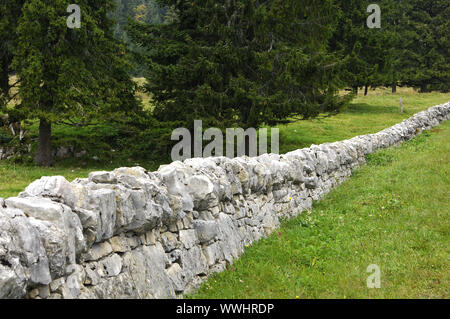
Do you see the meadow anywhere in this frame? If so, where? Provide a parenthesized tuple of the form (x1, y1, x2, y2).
(1, 87, 449, 198)
(1, 87, 448, 299)
(191, 120, 450, 299)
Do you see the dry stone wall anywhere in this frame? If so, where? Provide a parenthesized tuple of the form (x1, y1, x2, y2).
(0, 102, 449, 299)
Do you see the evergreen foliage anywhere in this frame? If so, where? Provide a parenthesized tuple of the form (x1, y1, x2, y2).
(1, 0, 449, 166)
(0, 0, 26, 109)
(5, 0, 139, 166)
(129, 0, 351, 131)
(395, 0, 449, 92)
(329, 1, 394, 95)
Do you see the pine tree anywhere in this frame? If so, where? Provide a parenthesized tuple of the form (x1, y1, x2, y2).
(0, 0, 26, 108)
(330, 0, 394, 95)
(129, 0, 349, 134)
(397, 0, 449, 92)
(10, 0, 139, 166)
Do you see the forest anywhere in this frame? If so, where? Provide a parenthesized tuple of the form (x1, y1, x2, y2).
(0, 0, 449, 167)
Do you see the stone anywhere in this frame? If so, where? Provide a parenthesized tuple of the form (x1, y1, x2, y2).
(114, 166, 149, 180)
(38, 285, 50, 299)
(158, 162, 195, 212)
(50, 277, 65, 292)
(168, 249, 182, 264)
(73, 208, 98, 246)
(160, 232, 178, 252)
(304, 176, 318, 189)
(20, 176, 77, 208)
(60, 283, 75, 299)
(187, 175, 217, 210)
(145, 230, 158, 245)
(0, 103, 448, 299)
(121, 244, 175, 298)
(99, 254, 122, 277)
(107, 235, 130, 253)
(89, 171, 117, 184)
(83, 242, 113, 262)
(0, 207, 52, 289)
(126, 236, 141, 249)
(29, 288, 39, 298)
(85, 272, 136, 299)
(180, 246, 208, 278)
(85, 189, 116, 241)
(112, 186, 166, 234)
(203, 242, 224, 266)
(5, 198, 85, 278)
(193, 220, 219, 243)
(177, 219, 185, 231)
(210, 261, 227, 274)
(179, 229, 198, 249)
(0, 264, 26, 298)
(65, 264, 85, 298)
(216, 213, 243, 264)
(166, 263, 189, 293)
(84, 264, 101, 286)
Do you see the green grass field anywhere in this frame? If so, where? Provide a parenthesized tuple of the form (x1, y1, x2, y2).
(279, 87, 450, 153)
(191, 121, 450, 299)
(1, 87, 448, 298)
(1, 88, 448, 198)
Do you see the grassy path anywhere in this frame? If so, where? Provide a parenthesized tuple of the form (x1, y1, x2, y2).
(191, 120, 450, 299)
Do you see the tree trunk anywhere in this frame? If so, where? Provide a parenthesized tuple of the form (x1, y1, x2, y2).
(420, 83, 429, 93)
(0, 59, 9, 94)
(364, 85, 369, 96)
(34, 119, 53, 166)
(392, 83, 397, 93)
(353, 86, 358, 95)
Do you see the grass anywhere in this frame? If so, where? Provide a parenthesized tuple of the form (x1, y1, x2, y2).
(278, 87, 450, 153)
(190, 121, 450, 299)
(134, 77, 155, 111)
(1, 88, 449, 200)
(0, 164, 93, 198)
(1, 86, 448, 298)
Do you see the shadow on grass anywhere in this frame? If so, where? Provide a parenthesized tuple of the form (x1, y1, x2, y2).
(347, 103, 401, 115)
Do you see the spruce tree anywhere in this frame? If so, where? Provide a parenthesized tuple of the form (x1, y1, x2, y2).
(129, 0, 350, 133)
(0, 0, 26, 108)
(397, 0, 449, 92)
(330, 0, 393, 95)
(378, 0, 449, 93)
(10, 0, 139, 166)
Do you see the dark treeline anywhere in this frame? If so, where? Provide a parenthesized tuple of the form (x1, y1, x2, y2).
(0, 0, 449, 166)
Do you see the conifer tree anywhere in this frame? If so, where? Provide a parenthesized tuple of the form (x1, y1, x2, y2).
(0, 0, 26, 108)
(396, 0, 449, 92)
(129, 0, 350, 133)
(360, 0, 449, 93)
(10, 0, 139, 166)
(329, 0, 393, 95)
